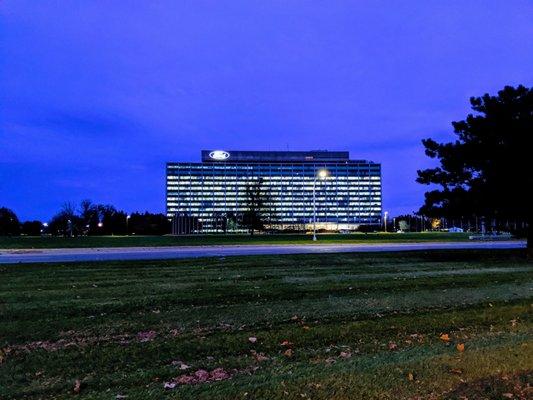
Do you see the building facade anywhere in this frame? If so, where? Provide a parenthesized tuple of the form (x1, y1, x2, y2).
(166, 150, 382, 233)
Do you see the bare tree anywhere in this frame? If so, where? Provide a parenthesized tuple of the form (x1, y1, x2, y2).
(241, 178, 273, 235)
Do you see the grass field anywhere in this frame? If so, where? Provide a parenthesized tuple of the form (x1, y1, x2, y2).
(0, 232, 473, 249)
(1, 250, 532, 399)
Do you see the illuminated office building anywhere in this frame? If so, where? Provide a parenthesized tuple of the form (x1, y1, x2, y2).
(166, 150, 382, 232)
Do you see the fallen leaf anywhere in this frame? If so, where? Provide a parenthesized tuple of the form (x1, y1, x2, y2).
(502, 393, 513, 399)
(73, 379, 82, 394)
(194, 369, 210, 382)
(248, 337, 257, 344)
(439, 333, 451, 342)
(171, 360, 191, 370)
(137, 331, 157, 343)
(175, 375, 195, 385)
(449, 368, 463, 375)
(250, 350, 268, 362)
(302, 325, 310, 331)
(163, 382, 177, 389)
(290, 315, 299, 321)
(339, 351, 352, 359)
(388, 342, 398, 351)
(283, 349, 293, 357)
(280, 340, 293, 347)
(407, 372, 414, 381)
(456, 343, 465, 352)
(210, 368, 230, 381)
(165, 368, 233, 387)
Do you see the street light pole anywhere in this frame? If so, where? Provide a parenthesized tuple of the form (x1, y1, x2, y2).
(312, 169, 328, 241)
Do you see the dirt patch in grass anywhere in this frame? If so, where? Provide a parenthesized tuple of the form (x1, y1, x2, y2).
(441, 370, 532, 399)
(2, 328, 183, 357)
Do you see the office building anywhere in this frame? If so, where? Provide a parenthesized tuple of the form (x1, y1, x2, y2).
(166, 150, 381, 233)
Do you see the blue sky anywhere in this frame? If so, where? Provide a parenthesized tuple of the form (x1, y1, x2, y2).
(1, 1, 532, 221)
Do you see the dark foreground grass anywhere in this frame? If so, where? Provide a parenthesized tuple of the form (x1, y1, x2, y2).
(0, 232, 473, 249)
(0, 250, 531, 399)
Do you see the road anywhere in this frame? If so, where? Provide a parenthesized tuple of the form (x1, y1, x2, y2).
(0, 240, 525, 264)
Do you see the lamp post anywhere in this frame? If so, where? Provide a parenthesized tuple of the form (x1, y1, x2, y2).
(313, 169, 329, 241)
(384, 211, 389, 232)
(126, 214, 131, 235)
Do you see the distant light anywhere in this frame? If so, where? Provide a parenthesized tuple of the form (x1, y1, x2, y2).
(98, 222, 103, 228)
(43, 222, 49, 227)
(317, 169, 329, 179)
(127, 215, 131, 219)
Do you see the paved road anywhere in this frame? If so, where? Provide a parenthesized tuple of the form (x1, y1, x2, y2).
(0, 240, 525, 264)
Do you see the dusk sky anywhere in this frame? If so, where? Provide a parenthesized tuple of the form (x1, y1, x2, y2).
(1, 1, 532, 221)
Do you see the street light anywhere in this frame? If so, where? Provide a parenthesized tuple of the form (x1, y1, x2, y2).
(126, 214, 131, 235)
(313, 168, 329, 241)
(383, 211, 389, 232)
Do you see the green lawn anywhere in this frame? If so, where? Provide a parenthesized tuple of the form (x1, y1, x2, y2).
(0, 232, 473, 249)
(1, 250, 531, 399)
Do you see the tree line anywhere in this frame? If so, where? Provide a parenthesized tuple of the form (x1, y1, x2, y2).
(0, 201, 170, 236)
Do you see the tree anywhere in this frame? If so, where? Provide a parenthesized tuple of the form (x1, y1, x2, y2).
(0, 207, 20, 235)
(48, 202, 83, 237)
(225, 212, 239, 233)
(241, 178, 272, 235)
(79, 199, 100, 234)
(98, 205, 128, 235)
(417, 85, 532, 258)
(128, 212, 170, 235)
(21, 221, 43, 236)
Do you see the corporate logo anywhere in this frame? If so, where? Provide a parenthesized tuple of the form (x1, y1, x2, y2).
(209, 150, 230, 160)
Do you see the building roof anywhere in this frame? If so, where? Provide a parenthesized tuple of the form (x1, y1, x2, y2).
(199, 150, 375, 164)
